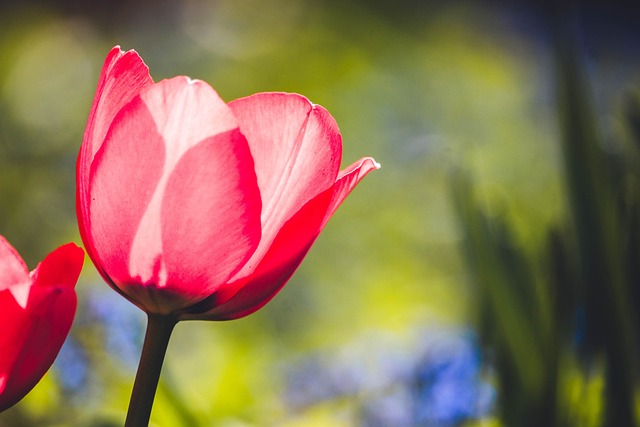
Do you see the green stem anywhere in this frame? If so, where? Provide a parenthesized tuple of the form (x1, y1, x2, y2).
(125, 313, 177, 427)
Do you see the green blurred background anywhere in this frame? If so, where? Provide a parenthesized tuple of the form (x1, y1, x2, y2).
(1, 0, 640, 426)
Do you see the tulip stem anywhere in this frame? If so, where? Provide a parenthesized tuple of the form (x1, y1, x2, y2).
(125, 313, 177, 427)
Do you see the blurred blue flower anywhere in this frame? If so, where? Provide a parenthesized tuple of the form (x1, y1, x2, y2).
(54, 335, 88, 393)
(410, 331, 494, 426)
(284, 327, 494, 426)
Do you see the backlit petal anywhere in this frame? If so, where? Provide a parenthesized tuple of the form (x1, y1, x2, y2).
(78, 46, 153, 280)
(127, 78, 243, 299)
(0, 290, 30, 399)
(158, 129, 261, 310)
(0, 285, 76, 411)
(181, 157, 379, 320)
(81, 46, 153, 166)
(32, 243, 84, 290)
(229, 93, 342, 277)
(88, 95, 165, 290)
(321, 157, 380, 228)
(181, 187, 332, 320)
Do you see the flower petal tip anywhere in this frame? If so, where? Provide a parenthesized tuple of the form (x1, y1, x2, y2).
(357, 157, 381, 176)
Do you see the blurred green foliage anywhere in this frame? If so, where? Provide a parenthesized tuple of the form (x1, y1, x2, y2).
(0, 0, 638, 426)
(455, 6, 640, 427)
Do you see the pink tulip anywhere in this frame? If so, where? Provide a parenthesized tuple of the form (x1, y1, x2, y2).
(0, 236, 84, 411)
(77, 46, 379, 320)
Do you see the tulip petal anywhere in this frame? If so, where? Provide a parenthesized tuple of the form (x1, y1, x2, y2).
(32, 243, 85, 290)
(0, 238, 32, 399)
(0, 234, 30, 400)
(81, 46, 153, 165)
(158, 128, 262, 305)
(78, 46, 153, 281)
(0, 286, 76, 411)
(139, 77, 239, 163)
(88, 95, 166, 291)
(321, 157, 380, 228)
(0, 289, 32, 406)
(228, 93, 342, 276)
(182, 156, 379, 320)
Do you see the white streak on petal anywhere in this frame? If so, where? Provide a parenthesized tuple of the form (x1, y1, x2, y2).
(9, 281, 31, 309)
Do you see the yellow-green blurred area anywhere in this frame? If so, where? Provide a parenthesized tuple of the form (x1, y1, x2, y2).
(2, 0, 640, 426)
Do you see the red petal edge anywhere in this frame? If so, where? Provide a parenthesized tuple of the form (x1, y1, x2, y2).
(77, 46, 153, 286)
(32, 243, 84, 290)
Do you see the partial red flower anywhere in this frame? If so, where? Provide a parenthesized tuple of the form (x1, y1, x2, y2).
(77, 46, 379, 320)
(0, 236, 84, 411)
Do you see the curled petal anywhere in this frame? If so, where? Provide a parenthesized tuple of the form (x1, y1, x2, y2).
(322, 157, 380, 228)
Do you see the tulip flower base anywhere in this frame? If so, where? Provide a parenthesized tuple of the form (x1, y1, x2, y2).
(125, 314, 176, 427)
